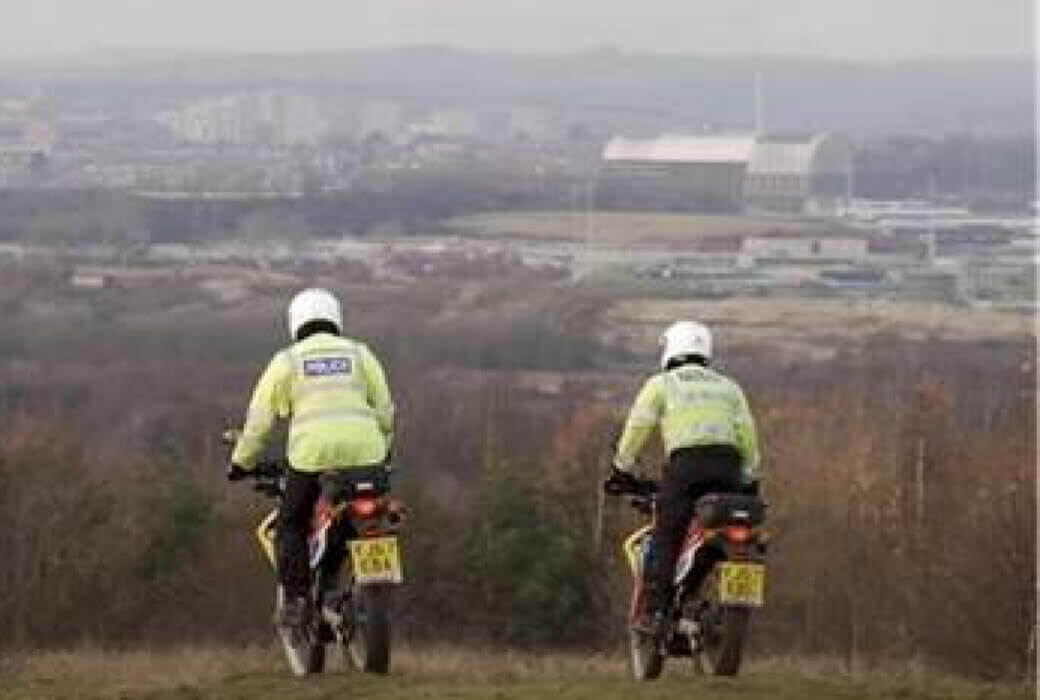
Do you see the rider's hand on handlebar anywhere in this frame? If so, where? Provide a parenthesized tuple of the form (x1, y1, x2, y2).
(603, 467, 639, 496)
(226, 462, 249, 482)
(740, 478, 761, 497)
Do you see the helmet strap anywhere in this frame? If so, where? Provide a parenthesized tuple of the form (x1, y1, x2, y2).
(295, 319, 341, 342)
(665, 354, 709, 370)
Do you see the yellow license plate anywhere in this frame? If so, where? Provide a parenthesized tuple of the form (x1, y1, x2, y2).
(349, 536, 403, 585)
(718, 562, 765, 607)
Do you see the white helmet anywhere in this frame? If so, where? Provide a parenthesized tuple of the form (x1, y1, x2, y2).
(287, 288, 343, 341)
(659, 320, 712, 369)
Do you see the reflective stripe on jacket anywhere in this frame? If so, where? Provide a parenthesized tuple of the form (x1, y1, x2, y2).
(614, 364, 760, 480)
(232, 333, 394, 472)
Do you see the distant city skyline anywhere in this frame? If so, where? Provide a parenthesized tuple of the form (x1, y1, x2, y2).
(0, 0, 1032, 61)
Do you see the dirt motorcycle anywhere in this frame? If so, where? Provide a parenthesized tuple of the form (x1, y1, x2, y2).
(607, 476, 767, 679)
(224, 432, 406, 677)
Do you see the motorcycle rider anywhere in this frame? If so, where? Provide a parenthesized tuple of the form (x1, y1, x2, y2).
(605, 320, 760, 634)
(228, 287, 394, 635)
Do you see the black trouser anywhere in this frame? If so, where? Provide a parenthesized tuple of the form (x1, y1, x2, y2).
(648, 445, 743, 615)
(278, 470, 323, 600)
(277, 467, 381, 600)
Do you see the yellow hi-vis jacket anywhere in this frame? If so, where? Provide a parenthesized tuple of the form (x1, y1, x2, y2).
(614, 364, 760, 480)
(231, 332, 394, 473)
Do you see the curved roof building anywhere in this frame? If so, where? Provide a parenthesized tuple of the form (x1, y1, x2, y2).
(601, 131, 853, 214)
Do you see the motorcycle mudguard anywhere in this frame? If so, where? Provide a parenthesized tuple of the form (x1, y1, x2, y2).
(622, 524, 654, 577)
(623, 525, 653, 623)
(255, 506, 343, 573)
(625, 523, 703, 583)
(256, 509, 278, 568)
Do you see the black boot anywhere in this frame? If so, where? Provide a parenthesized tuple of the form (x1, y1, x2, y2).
(275, 593, 311, 646)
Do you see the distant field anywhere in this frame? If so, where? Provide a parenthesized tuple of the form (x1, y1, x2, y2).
(443, 210, 834, 246)
(0, 648, 1032, 700)
(602, 297, 1036, 362)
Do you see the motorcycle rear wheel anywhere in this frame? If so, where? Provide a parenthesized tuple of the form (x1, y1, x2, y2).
(345, 584, 391, 674)
(700, 605, 750, 676)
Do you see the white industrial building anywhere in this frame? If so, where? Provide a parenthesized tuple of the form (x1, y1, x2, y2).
(601, 132, 854, 215)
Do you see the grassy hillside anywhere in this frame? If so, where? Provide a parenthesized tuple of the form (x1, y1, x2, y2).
(0, 648, 1032, 700)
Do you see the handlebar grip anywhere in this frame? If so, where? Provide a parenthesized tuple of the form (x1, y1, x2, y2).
(221, 428, 242, 447)
(252, 461, 286, 477)
(636, 480, 659, 497)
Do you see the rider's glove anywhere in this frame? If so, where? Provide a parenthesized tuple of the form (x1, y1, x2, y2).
(226, 462, 249, 482)
(603, 467, 639, 496)
(740, 478, 761, 497)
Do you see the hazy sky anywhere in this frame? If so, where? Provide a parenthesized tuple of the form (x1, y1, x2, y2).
(0, 0, 1033, 60)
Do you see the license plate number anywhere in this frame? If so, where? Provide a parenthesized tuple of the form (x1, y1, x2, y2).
(349, 536, 403, 585)
(718, 562, 765, 607)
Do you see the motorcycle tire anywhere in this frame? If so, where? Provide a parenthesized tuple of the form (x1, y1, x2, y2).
(345, 583, 391, 674)
(702, 605, 749, 676)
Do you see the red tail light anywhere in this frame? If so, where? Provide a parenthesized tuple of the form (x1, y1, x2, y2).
(351, 498, 382, 519)
(726, 525, 752, 543)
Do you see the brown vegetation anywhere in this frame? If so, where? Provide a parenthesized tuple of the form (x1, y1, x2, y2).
(0, 267, 1032, 681)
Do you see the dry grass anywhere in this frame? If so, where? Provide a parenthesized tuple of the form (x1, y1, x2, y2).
(392, 645, 626, 680)
(1, 646, 1033, 699)
(3, 646, 279, 696)
(1, 645, 627, 689)
(603, 297, 1034, 361)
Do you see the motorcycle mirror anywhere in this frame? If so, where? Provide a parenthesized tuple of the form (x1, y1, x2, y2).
(222, 428, 242, 446)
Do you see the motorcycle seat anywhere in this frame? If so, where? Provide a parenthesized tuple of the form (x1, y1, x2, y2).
(694, 492, 766, 528)
(318, 466, 391, 502)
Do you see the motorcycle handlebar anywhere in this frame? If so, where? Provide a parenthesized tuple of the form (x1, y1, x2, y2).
(603, 469, 658, 514)
(608, 477, 658, 499)
(222, 428, 396, 500)
(231, 461, 286, 498)
(251, 460, 286, 478)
